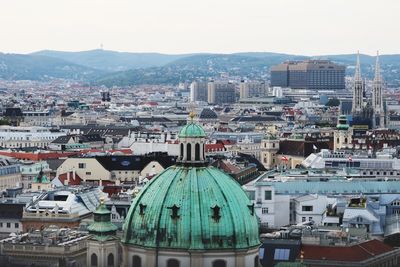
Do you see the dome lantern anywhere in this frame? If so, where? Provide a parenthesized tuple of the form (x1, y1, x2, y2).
(177, 113, 207, 165)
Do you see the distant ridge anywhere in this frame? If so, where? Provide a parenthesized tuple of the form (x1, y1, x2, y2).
(0, 50, 398, 87)
(0, 52, 102, 81)
(31, 49, 193, 71)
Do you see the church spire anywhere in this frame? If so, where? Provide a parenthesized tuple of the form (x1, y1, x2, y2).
(354, 51, 362, 81)
(352, 51, 364, 114)
(372, 50, 385, 128)
(374, 51, 382, 82)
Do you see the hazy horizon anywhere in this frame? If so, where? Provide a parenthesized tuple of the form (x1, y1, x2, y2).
(1, 48, 398, 57)
(1, 0, 399, 56)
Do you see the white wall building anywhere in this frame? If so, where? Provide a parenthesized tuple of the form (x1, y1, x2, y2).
(0, 126, 66, 149)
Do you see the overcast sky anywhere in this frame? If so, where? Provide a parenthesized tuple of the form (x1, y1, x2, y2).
(0, 0, 398, 55)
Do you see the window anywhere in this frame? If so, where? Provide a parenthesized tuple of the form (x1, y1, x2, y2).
(213, 260, 226, 267)
(274, 248, 290, 260)
(309, 217, 313, 221)
(107, 253, 114, 267)
(356, 217, 363, 222)
(0, 222, 2, 227)
(167, 259, 180, 267)
(86, 172, 91, 175)
(6, 223, 10, 228)
(247, 191, 255, 200)
(187, 143, 191, 161)
(91, 253, 98, 267)
(132, 255, 141, 267)
(392, 201, 400, 206)
(302, 206, 313, 212)
(195, 143, 200, 161)
(302, 217, 306, 222)
(78, 163, 86, 169)
(180, 143, 184, 160)
(264, 190, 272, 200)
(262, 208, 269, 214)
(15, 223, 19, 228)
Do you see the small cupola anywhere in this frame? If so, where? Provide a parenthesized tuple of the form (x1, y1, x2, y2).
(177, 112, 207, 165)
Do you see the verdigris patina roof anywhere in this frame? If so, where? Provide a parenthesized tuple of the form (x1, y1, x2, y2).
(88, 200, 118, 241)
(122, 165, 260, 250)
(178, 122, 206, 138)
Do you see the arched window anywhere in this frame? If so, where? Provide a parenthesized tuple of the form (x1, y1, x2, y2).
(254, 256, 259, 267)
(195, 143, 200, 161)
(167, 258, 180, 267)
(180, 143, 184, 160)
(91, 253, 98, 267)
(132, 255, 141, 267)
(213, 260, 226, 267)
(187, 143, 192, 161)
(107, 253, 114, 267)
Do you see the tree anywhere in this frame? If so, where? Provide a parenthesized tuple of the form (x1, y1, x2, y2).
(325, 98, 340, 107)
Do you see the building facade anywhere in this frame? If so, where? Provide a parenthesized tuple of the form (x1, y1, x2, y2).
(270, 60, 345, 90)
(207, 81, 236, 104)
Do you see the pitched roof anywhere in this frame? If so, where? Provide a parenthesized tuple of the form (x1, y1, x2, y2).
(52, 135, 74, 144)
(95, 153, 177, 171)
(301, 239, 393, 262)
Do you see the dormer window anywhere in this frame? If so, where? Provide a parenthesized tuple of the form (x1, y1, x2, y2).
(211, 205, 221, 222)
(139, 203, 147, 215)
(168, 204, 180, 219)
(392, 200, 400, 206)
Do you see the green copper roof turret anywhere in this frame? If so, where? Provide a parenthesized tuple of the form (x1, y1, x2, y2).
(33, 169, 49, 184)
(88, 199, 118, 241)
(337, 115, 350, 130)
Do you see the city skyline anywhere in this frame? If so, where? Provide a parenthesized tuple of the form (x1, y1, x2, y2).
(0, 0, 399, 55)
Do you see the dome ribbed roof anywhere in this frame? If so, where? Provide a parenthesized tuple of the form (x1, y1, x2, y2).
(122, 166, 260, 250)
(178, 122, 206, 138)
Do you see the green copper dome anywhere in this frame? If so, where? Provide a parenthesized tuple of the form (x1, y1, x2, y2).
(122, 166, 260, 250)
(178, 122, 206, 138)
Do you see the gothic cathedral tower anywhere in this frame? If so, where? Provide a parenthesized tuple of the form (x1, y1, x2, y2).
(352, 52, 364, 115)
(372, 51, 385, 128)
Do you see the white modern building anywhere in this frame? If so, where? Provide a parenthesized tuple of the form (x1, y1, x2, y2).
(0, 126, 66, 149)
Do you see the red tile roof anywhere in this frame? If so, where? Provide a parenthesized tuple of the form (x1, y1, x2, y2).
(300, 239, 393, 262)
(0, 151, 78, 161)
(57, 172, 82, 186)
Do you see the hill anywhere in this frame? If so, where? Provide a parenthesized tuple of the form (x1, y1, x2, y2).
(32, 49, 191, 71)
(0, 53, 103, 81)
(1, 50, 399, 87)
(95, 53, 400, 87)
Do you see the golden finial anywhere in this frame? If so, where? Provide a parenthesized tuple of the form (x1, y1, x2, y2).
(189, 111, 195, 120)
(188, 101, 196, 121)
(100, 196, 105, 205)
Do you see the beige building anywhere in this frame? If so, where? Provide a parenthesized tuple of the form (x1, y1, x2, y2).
(56, 155, 175, 186)
(261, 134, 280, 170)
